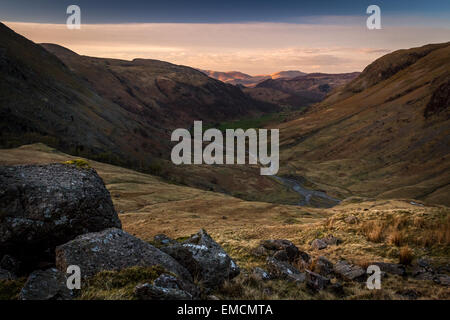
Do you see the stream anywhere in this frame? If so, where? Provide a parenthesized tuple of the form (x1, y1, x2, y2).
(273, 176, 341, 208)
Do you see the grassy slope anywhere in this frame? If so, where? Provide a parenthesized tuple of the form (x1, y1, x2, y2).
(277, 43, 450, 205)
(1, 144, 448, 299)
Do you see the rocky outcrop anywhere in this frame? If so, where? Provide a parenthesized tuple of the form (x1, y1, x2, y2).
(255, 239, 310, 265)
(310, 235, 341, 250)
(55, 228, 191, 281)
(134, 273, 200, 300)
(0, 268, 15, 280)
(311, 239, 328, 250)
(19, 268, 72, 300)
(160, 229, 239, 289)
(313, 256, 334, 277)
(135, 283, 192, 300)
(333, 260, 365, 282)
(371, 262, 406, 276)
(305, 270, 331, 291)
(266, 257, 305, 283)
(252, 267, 271, 281)
(0, 164, 121, 269)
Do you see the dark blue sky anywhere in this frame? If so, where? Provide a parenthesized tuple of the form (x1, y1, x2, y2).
(1, 0, 449, 23)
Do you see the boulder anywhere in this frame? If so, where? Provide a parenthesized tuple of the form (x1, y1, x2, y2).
(153, 234, 176, 246)
(305, 270, 331, 291)
(19, 268, 72, 300)
(371, 262, 406, 276)
(162, 229, 239, 289)
(417, 258, 431, 269)
(153, 273, 200, 298)
(0, 164, 121, 268)
(260, 239, 301, 263)
(313, 256, 334, 277)
(160, 244, 202, 278)
(266, 257, 305, 283)
(434, 274, 450, 286)
(0, 255, 21, 275)
(411, 262, 434, 280)
(252, 245, 269, 257)
(322, 235, 342, 246)
(135, 283, 192, 300)
(273, 250, 289, 262)
(0, 268, 15, 280)
(333, 260, 365, 282)
(55, 228, 191, 281)
(311, 239, 327, 250)
(252, 267, 271, 281)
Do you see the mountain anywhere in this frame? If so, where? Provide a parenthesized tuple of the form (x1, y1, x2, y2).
(278, 42, 450, 205)
(270, 70, 306, 79)
(0, 22, 277, 170)
(200, 69, 306, 87)
(244, 72, 360, 108)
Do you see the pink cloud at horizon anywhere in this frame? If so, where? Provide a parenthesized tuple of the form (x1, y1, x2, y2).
(4, 21, 449, 74)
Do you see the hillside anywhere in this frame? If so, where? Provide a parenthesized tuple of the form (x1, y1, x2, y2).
(245, 72, 360, 108)
(277, 43, 450, 206)
(0, 22, 277, 170)
(200, 69, 306, 87)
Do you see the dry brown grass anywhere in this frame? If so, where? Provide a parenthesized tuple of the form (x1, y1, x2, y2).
(362, 221, 385, 242)
(399, 246, 414, 265)
(389, 230, 405, 247)
(1, 144, 449, 300)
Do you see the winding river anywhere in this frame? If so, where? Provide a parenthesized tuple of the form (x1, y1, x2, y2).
(273, 175, 341, 207)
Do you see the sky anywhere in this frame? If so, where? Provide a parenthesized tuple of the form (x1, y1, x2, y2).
(1, 1, 449, 74)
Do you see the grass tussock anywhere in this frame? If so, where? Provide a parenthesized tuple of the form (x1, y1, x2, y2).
(359, 209, 450, 249)
(399, 246, 414, 265)
(362, 221, 384, 243)
(62, 158, 91, 169)
(77, 266, 167, 300)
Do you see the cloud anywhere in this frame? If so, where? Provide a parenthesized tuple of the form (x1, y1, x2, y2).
(4, 21, 449, 74)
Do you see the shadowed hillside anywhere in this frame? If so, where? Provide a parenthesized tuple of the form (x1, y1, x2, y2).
(0, 22, 277, 171)
(245, 72, 360, 108)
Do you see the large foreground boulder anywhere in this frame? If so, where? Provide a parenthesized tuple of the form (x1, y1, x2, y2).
(160, 229, 240, 289)
(55, 228, 191, 281)
(0, 164, 121, 268)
